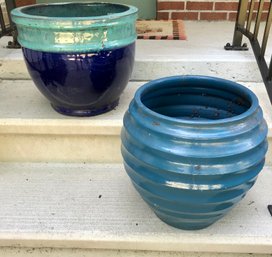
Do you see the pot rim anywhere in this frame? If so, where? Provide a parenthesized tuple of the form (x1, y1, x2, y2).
(11, 2, 138, 22)
(134, 75, 259, 125)
(11, 2, 137, 52)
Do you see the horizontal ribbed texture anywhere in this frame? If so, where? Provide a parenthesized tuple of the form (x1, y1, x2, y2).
(121, 76, 268, 230)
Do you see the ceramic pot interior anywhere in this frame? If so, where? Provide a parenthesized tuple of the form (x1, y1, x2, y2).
(141, 79, 252, 121)
(21, 3, 129, 18)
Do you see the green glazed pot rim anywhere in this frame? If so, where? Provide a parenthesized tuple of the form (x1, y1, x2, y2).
(11, 2, 138, 22)
(11, 2, 137, 52)
(134, 75, 259, 126)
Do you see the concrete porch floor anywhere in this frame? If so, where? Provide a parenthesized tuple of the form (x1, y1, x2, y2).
(0, 21, 266, 82)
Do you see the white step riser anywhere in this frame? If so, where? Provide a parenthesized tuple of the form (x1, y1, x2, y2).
(0, 134, 121, 163)
(0, 134, 272, 165)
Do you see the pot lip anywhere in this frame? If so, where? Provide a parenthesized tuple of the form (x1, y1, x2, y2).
(134, 75, 259, 125)
(11, 2, 138, 22)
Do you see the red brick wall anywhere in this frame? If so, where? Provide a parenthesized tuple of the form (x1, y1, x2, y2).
(157, 0, 270, 21)
(11, 0, 271, 21)
(16, 0, 36, 7)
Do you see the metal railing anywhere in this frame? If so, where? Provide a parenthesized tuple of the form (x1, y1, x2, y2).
(225, 0, 272, 104)
(0, 0, 20, 48)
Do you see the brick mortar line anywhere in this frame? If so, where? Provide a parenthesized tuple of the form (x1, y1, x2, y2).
(158, 10, 269, 12)
(158, 10, 235, 12)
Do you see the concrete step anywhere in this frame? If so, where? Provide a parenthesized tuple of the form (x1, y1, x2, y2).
(0, 20, 272, 256)
(0, 21, 264, 82)
(0, 249, 270, 257)
(0, 162, 270, 255)
(0, 79, 272, 164)
(0, 249, 271, 257)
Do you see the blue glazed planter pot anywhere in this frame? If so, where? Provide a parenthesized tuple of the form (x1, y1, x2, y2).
(11, 3, 137, 116)
(121, 75, 268, 230)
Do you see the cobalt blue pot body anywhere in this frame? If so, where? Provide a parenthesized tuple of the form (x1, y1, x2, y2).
(11, 3, 137, 116)
(22, 44, 135, 116)
(121, 75, 268, 230)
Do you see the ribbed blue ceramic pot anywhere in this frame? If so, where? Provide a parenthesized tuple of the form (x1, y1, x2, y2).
(121, 75, 268, 230)
(11, 2, 137, 116)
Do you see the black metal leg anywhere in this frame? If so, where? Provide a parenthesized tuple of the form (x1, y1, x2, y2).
(226, 0, 272, 105)
(225, 0, 249, 51)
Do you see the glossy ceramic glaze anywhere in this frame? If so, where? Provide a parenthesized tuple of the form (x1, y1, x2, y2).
(11, 2, 138, 52)
(11, 3, 137, 116)
(121, 76, 268, 230)
(22, 43, 135, 116)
